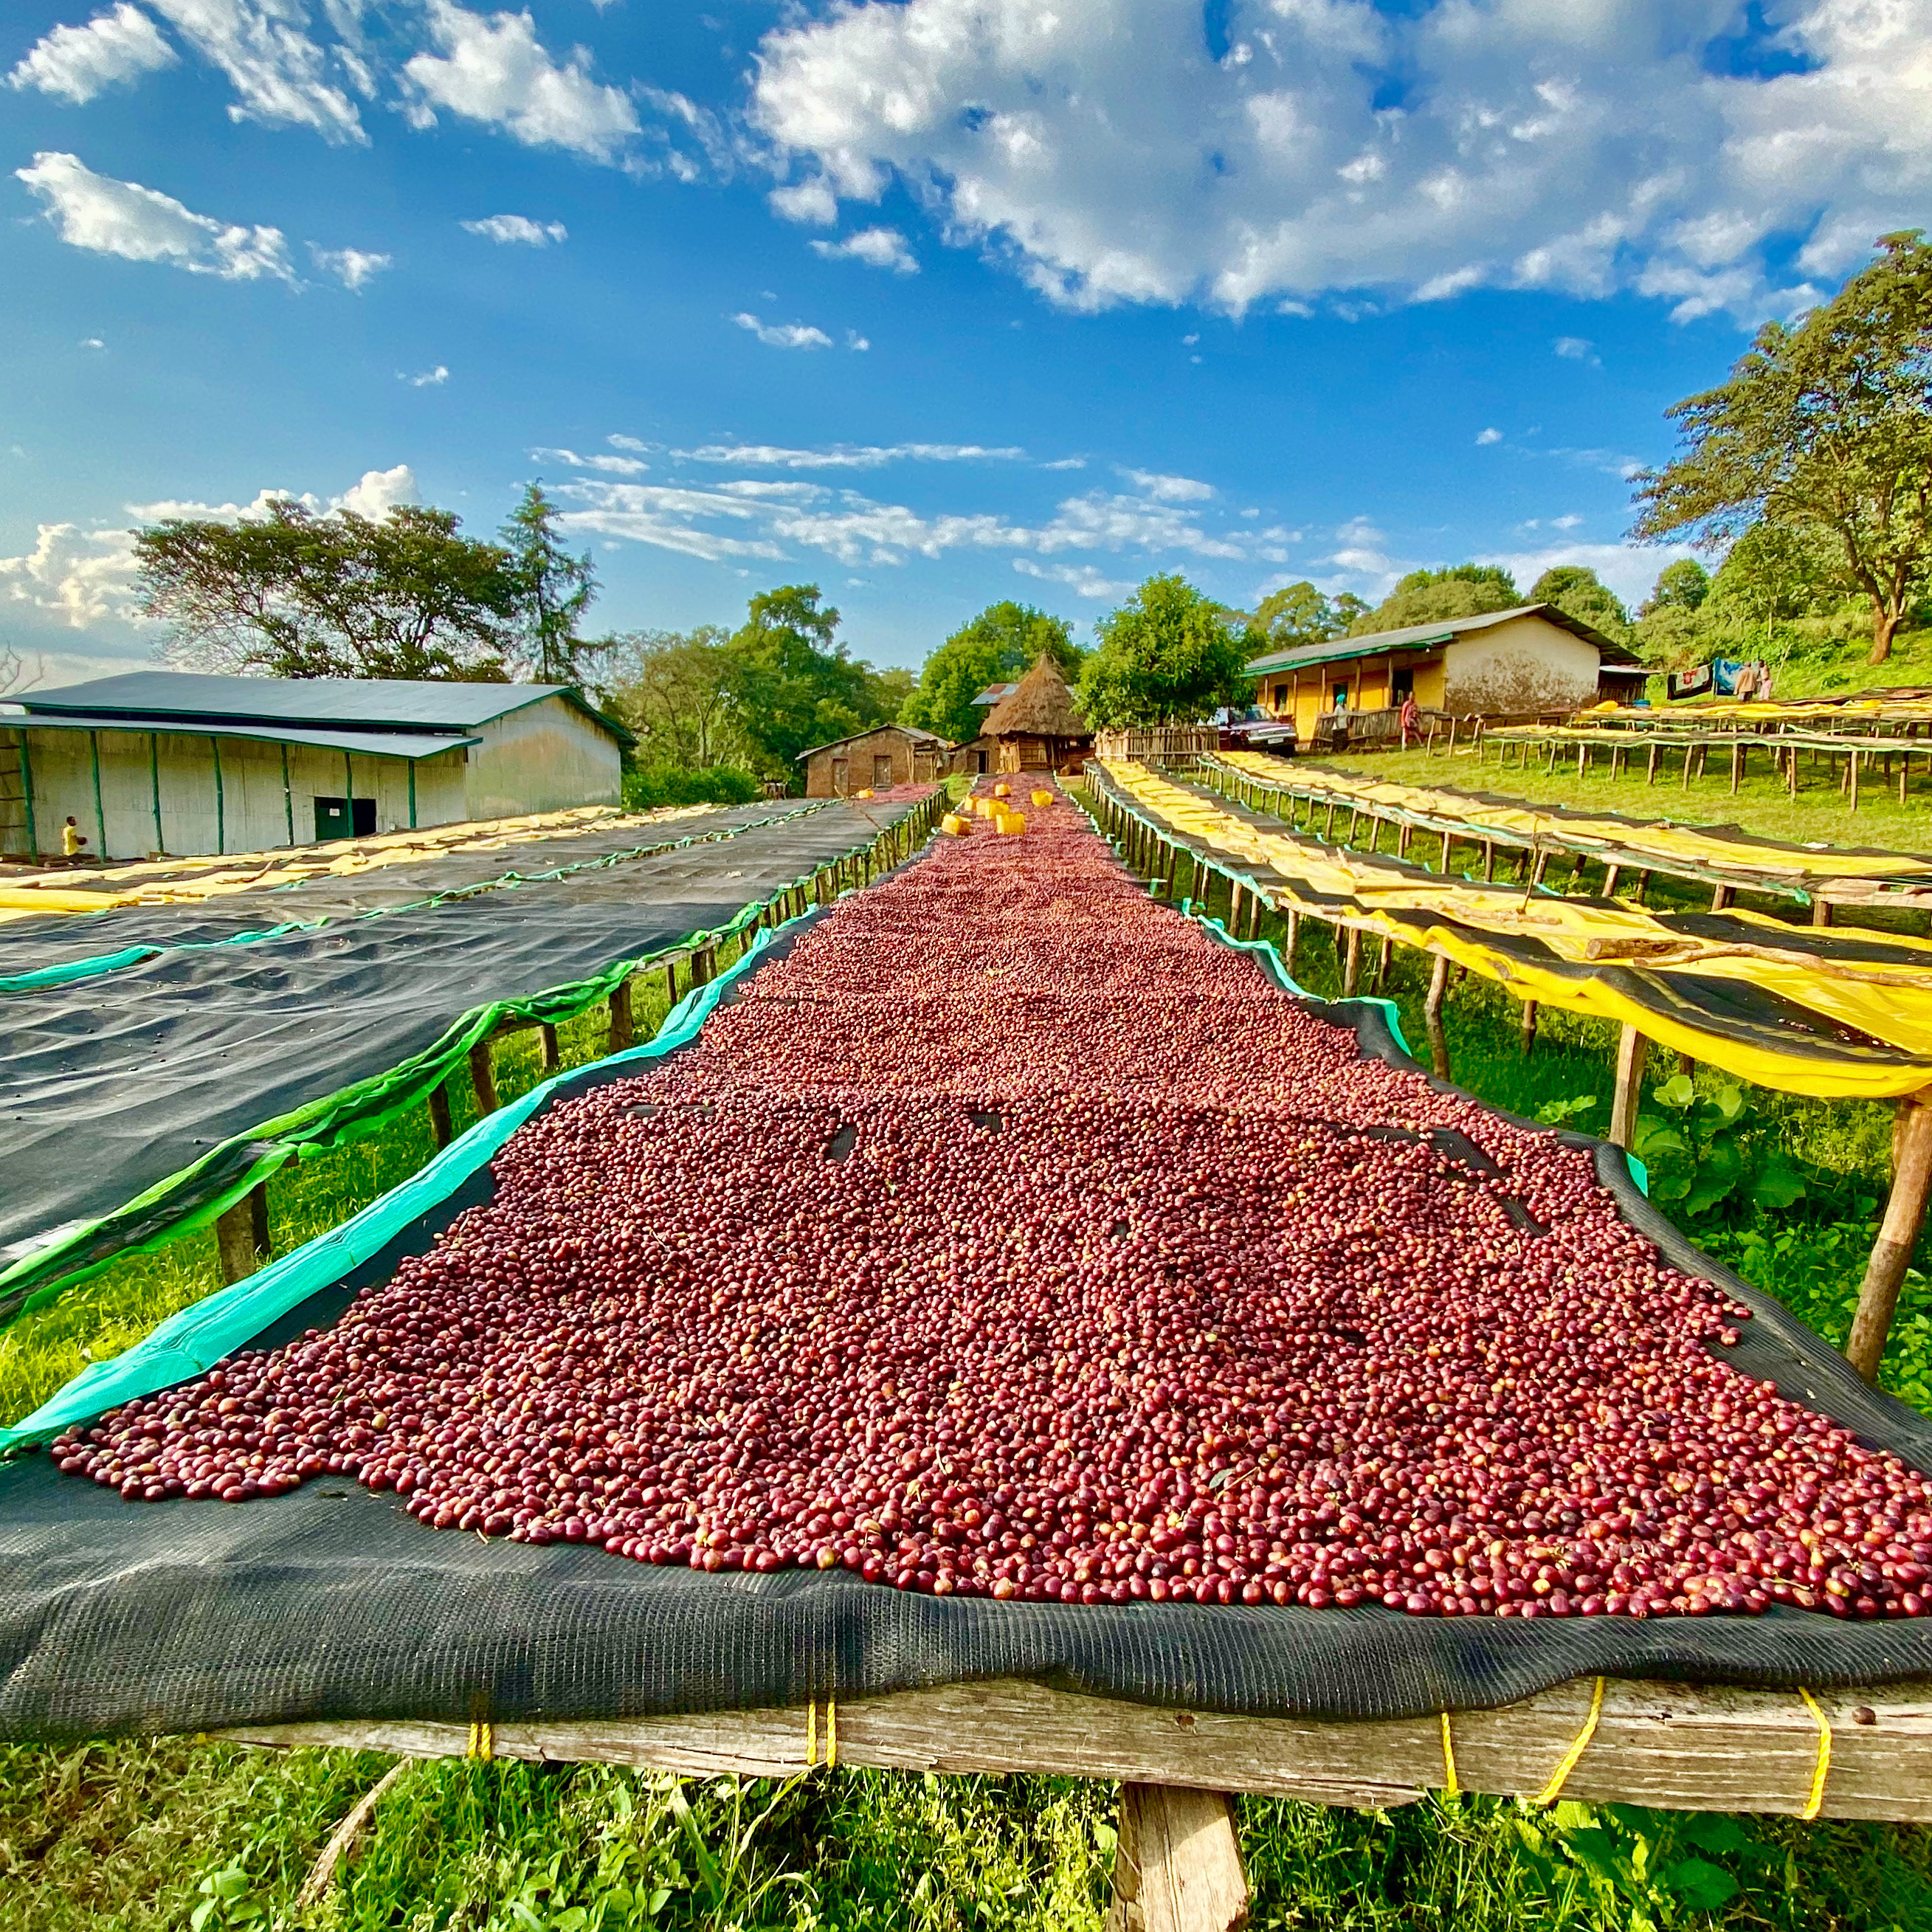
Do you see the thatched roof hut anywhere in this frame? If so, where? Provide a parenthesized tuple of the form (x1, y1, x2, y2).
(981, 655, 1090, 772)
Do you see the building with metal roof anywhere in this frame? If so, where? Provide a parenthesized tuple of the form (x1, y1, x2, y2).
(1244, 603, 1649, 748)
(1, 673, 635, 863)
(796, 723, 951, 797)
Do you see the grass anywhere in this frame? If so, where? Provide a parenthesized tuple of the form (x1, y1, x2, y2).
(1314, 742, 1932, 858)
(4, 798, 1932, 1931)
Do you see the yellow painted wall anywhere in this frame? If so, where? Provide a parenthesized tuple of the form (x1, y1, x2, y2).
(1441, 616, 1601, 714)
(466, 696, 622, 818)
(1412, 658, 1446, 708)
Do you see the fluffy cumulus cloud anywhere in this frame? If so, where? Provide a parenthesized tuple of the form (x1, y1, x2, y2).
(751, 0, 1932, 319)
(15, 151, 297, 282)
(810, 225, 919, 273)
(402, 1, 640, 162)
(309, 242, 389, 289)
(147, 0, 368, 142)
(731, 311, 835, 350)
(462, 213, 567, 244)
(7, 4, 178, 104)
(0, 466, 417, 636)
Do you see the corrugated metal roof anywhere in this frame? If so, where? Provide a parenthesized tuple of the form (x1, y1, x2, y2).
(970, 682, 1018, 706)
(1244, 603, 1638, 677)
(1, 711, 480, 761)
(794, 722, 952, 761)
(18, 672, 635, 744)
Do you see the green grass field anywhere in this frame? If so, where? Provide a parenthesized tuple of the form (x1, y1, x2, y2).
(1316, 742, 1932, 859)
(4, 818, 1931, 1932)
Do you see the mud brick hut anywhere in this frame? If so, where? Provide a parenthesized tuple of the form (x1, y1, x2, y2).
(981, 655, 1092, 775)
(797, 724, 951, 797)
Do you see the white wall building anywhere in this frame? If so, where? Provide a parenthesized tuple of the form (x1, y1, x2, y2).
(0, 673, 632, 863)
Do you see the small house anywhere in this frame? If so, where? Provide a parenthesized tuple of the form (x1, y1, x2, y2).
(1244, 604, 1650, 747)
(981, 655, 1091, 773)
(797, 724, 951, 798)
(0, 672, 634, 863)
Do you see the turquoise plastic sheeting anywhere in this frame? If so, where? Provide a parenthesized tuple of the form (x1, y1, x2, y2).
(0, 922, 322, 995)
(0, 922, 786, 1452)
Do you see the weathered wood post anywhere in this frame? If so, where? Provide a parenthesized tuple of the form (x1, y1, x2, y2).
(468, 1038, 499, 1115)
(1105, 1783, 1249, 1932)
(1847, 1089, 1932, 1383)
(540, 1023, 561, 1072)
(428, 1081, 454, 1149)
(1610, 1024, 1646, 1150)
(1519, 999, 1539, 1057)
(1424, 952, 1451, 1079)
(214, 1181, 272, 1285)
(1342, 925, 1362, 996)
(607, 980, 636, 1055)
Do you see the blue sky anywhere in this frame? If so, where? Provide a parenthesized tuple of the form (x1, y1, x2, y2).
(4, 1, 1928, 683)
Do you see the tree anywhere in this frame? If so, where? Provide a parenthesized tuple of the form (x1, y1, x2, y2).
(900, 600, 1078, 745)
(0, 644, 46, 697)
(1347, 565, 1519, 635)
(500, 482, 600, 683)
(1248, 581, 1349, 650)
(1529, 564, 1629, 638)
(1705, 524, 1842, 643)
(728, 584, 892, 778)
(1641, 559, 1711, 615)
(601, 626, 745, 769)
(1078, 573, 1249, 727)
(137, 500, 517, 680)
(1630, 230, 1932, 664)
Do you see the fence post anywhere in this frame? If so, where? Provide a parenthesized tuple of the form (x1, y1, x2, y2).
(1610, 1024, 1646, 1150)
(1847, 1091, 1932, 1383)
(468, 1038, 499, 1114)
(1424, 953, 1451, 1079)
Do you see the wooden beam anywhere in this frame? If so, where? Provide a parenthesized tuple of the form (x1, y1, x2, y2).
(1108, 1784, 1249, 1932)
(218, 1672, 1932, 1821)
(1848, 1089, 1932, 1382)
(1610, 1024, 1646, 1151)
(467, 1039, 499, 1116)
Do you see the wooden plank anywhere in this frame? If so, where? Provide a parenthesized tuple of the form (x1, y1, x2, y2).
(1108, 1784, 1249, 1932)
(1610, 1024, 1646, 1151)
(215, 1673, 1932, 1821)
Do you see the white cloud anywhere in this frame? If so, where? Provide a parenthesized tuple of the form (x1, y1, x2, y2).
(1553, 335, 1595, 361)
(1119, 468, 1214, 503)
(1551, 513, 1584, 531)
(331, 464, 418, 517)
(672, 441, 1027, 469)
(309, 242, 389, 289)
(7, 4, 177, 104)
(845, 328, 871, 351)
(749, 0, 1932, 321)
(462, 213, 567, 244)
(15, 151, 297, 282)
(80, 336, 106, 348)
(402, 1, 639, 162)
(1012, 558, 1134, 599)
(1480, 538, 1694, 609)
(148, 0, 365, 143)
(810, 225, 918, 273)
(533, 445, 649, 475)
(607, 434, 649, 452)
(1474, 427, 1503, 446)
(731, 311, 834, 349)
(399, 365, 449, 386)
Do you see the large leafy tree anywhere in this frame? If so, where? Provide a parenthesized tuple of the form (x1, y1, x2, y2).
(1346, 564, 1519, 635)
(727, 584, 894, 777)
(1630, 230, 1932, 664)
(1641, 559, 1711, 615)
(1246, 581, 1364, 650)
(1529, 564, 1629, 639)
(1078, 573, 1249, 727)
(137, 500, 516, 680)
(601, 626, 745, 769)
(500, 482, 601, 683)
(900, 600, 1079, 744)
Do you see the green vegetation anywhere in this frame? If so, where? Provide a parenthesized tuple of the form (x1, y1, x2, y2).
(621, 765, 765, 811)
(5, 801, 1932, 1930)
(1319, 741, 1932, 857)
(1078, 572, 1251, 725)
(897, 601, 1080, 746)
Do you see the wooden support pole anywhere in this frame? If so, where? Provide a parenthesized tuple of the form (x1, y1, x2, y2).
(1342, 925, 1362, 996)
(1284, 910, 1301, 966)
(1439, 830, 1452, 873)
(1851, 748, 1861, 813)
(1601, 863, 1621, 900)
(1482, 840, 1496, 880)
(607, 980, 636, 1055)
(428, 1081, 453, 1150)
(1812, 897, 1833, 929)
(1847, 1091, 1932, 1383)
(1647, 743, 1660, 785)
(692, 945, 717, 987)
(539, 1023, 561, 1072)
(1424, 952, 1451, 1080)
(215, 1181, 271, 1285)
(1106, 1784, 1250, 1932)
(1610, 1024, 1646, 1151)
(468, 1038, 499, 1115)
(1731, 742, 1743, 794)
(1710, 883, 1734, 911)
(1369, 932, 1391, 994)
(1519, 999, 1539, 1057)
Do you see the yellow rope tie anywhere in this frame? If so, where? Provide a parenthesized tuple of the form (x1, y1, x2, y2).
(467, 1720, 494, 1762)
(1797, 1688, 1832, 1821)
(804, 1698, 818, 1769)
(1533, 1677, 1607, 1807)
(826, 1697, 838, 1771)
(1439, 1711, 1460, 1797)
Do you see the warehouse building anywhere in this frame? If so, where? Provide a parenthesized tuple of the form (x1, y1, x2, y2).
(0, 672, 632, 863)
(1245, 604, 1650, 747)
(798, 724, 951, 797)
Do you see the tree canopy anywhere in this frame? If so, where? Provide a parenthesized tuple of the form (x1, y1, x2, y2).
(727, 584, 901, 776)
(1078, 573, 1249, 727)
(900, 600, 1079, 745)
(601, 625, 744, 770)
(1629, 230, 1932, 663)
(1641, 559, 1711, 615)
(136, 500, 516, 680)
(1247, 582, 1365, 651)
(499, 483, 601, 684)
(1346, 565, 1520, 635)
(1528, 564, 1629, 638)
